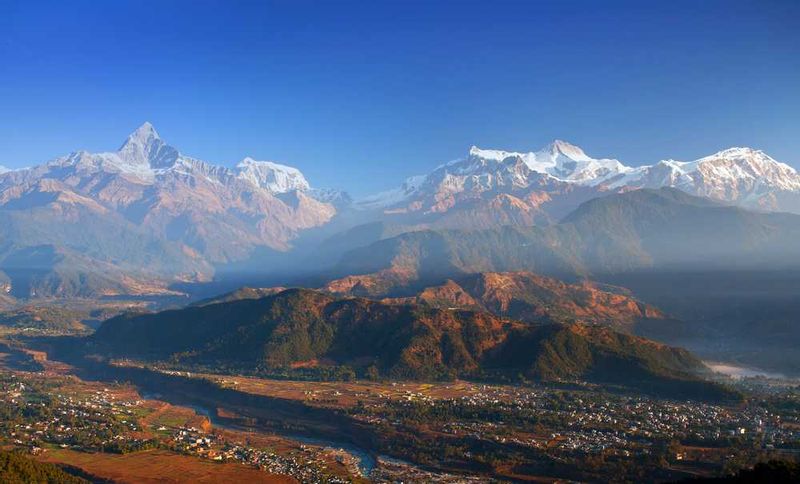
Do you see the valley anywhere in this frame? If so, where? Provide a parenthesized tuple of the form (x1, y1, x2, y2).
(0, 335, 799, 482)
(3, 159, 800, 481)
(4, 3, 800, 482)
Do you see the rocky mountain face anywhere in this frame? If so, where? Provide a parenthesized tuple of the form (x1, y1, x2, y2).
(359, 141, 800, 227)
(199, 271, 664, 329)
(0, 123, 341, 297)
(378, 271, 665, 330)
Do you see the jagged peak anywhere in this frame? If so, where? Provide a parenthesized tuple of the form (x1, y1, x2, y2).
(115, 122, 178, 170)
(468, 146, 535, 163)
(696, 147, 797, 173)
(237, 157, 300, 172)
(469, 145, 509, 158)
(119, 122, 160, 151)
(235, 157, 310, 193)
(701, 146, 765, 159)
(469, 141, 593, 165)
(540, 139, 592, 161)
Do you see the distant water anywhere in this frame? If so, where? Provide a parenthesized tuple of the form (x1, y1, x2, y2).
(140, 392, 376, 476)
(287, 434, 376, 476)
(706, 362, 787, 380)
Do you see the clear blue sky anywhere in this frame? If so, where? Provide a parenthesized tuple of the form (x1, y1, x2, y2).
(1, 0, 798, 196)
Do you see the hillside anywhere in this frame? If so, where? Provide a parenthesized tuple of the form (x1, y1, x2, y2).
(374, 271, 665, 330)
(0, 186, 211, 297)
(0, 305, 90, 333)
(558, 187, 800, 272)
(331, 188, 800, 294)
(192, 271, 666, 330)
(90, 288, 734, 400)
(190, 286, 287, 307)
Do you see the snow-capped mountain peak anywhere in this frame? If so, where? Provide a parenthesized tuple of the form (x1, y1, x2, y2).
(698, 147, 796, 172)
(468, 145, 528, 161)
(359, 141, 800, 214)
(120, 121, 161, 149)
(115, 122, 179, 170)
(463, 145, 535, 170)
(689, 146, 800, 193)
(235, 157, 311, 193)
(604, 146, 800, 203)
(532, 141, 630, 185)
(467, 141, 592, 164)
(24, 123, 327, 197)
(466, 141, 630, 185)
(542, 139, 592, 162)
(0, 123, 342, 289)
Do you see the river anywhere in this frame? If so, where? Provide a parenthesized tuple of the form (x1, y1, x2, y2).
(141, 391, 376, 475)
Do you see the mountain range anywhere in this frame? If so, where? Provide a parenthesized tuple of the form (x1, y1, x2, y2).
(198, 270, 664, 330)
(1, 123, 800, 300)
(363, 141, 800, 217)
(0, 123, 340, 297)
(328, 188, 800, 297)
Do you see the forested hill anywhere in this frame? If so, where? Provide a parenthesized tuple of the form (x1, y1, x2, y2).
(91, 288, 738, 401)
(0, 449, 88, 483)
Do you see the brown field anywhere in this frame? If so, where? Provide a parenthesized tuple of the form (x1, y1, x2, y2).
(140, 400, 211, 432)
(6, 352, 373, 481)
(0, 353, 360, 482)
(20, 347, 76, 375)
(203, 372, 486, 408)
(38, 448, 296, 483)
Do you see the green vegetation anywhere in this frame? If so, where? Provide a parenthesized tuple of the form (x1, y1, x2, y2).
(91, 288, 735, 400)
(0, 306, 89, 333)
(0, 450, 87, 483)
(0, 372, 156, 454)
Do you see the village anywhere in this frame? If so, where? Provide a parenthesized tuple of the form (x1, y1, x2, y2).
(3, 355, 800, 482)
(345, 381, 800, 461)
(169, 425, 358, 483)
(0, 371, 361, 482)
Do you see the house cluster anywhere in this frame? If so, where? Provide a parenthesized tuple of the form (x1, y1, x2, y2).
(169, 425, 353, 482)
(351, 381, 800, 460)
(1, 376, 152, 453)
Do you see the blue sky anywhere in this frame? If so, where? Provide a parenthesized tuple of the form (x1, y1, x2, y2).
(1, 0, 798, 196)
